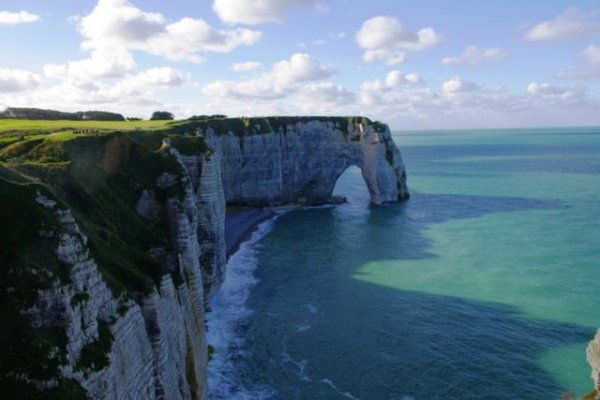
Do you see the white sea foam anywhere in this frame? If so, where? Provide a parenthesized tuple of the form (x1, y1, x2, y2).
(304, 303, 319, 314)
(281, 340, 312, 382)
(320, 378, 360, 400)
(206, 217, 278, 400)
(296, 323, 311, 332)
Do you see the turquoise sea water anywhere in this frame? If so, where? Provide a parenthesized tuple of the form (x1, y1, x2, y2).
(207, 127, 600, 399)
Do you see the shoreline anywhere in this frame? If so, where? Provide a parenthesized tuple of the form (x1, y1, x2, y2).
(207, 213, 278, 400)
(225, 208, 277, 259)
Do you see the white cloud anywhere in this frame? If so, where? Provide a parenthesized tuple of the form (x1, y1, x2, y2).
(556, 68, 600, 80)
(525, 8, 600, 42)
(213, 0, 314, 24)
(17, 72, 590, 129)
(93, 67, 189, 100)
(299, 82, 354, 104)
(356, 16, 442, 65)
(131, 67, 189, 87)
(78, 67, 189, 101)
(0, 69, 41, 92)
(79, 0, 262, 63)
(404, 73, 423, 85)
(270, 53, 331, 84)
(387, 71, 423, 86)
(556, 45, 600, 80)
(1, 66, 188, 115)
(203, 53, 332, 100)
(44, 48, 136, 80)
(17, 1, 204, 114)
(526, 82, 585, 100)
(232, 61, 263, 72)
(582, 44, 600, 65)
(360, 70, 423, 92)
(441, 77, 479, 93)
(314, 3, 330, 14)
(441, 45, 507, 66)
(329, 31, 346, 40)
(308, 32, 346, 47)
(0, 11, 40, 26)
(359, 79, 385, 92)
(355, 78, 599, 129)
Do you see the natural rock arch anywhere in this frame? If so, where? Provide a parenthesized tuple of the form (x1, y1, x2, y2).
(210, 119, 409, 206)
(331, 165, 371, 202)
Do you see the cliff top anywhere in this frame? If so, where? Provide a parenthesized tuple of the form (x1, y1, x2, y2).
(0, 116, 386, 151)
(0, 114, 402, 397)
(0, 115, 385, 297)
(0, 131, 198, 396)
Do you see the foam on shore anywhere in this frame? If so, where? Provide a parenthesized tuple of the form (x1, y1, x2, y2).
(206, 217, 279, 399)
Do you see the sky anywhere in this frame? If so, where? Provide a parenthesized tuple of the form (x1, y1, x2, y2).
(1, 0, 600, 129)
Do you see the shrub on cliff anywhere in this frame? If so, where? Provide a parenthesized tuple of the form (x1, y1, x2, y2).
(150, 111, 175, 120)
(188, 114, 227, 121)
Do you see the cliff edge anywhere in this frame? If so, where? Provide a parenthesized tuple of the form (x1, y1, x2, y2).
(0, 116, 407, 399)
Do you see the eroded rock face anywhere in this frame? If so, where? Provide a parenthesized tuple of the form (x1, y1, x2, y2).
(587, 330, 600, 391)
(213, 120, 408, 206)
(3, 117, 408, 399)
(22, 148, 211, 400)
(174, 136, 227, 301)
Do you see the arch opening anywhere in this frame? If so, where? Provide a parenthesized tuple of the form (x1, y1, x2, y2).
(332, 165, 371, 205)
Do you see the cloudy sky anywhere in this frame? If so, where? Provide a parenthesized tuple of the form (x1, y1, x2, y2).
(1, 0, 600, 129)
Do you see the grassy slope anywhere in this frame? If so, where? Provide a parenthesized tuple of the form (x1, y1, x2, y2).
(0, 115, 379, 298)
(0, 119, 174, 135)
(0, 116, 384, 148)
(0, 115, 379, 397)
(0, 127, 210, 397)
(0, 131, 208, 294)
(0, 175, 88, 399)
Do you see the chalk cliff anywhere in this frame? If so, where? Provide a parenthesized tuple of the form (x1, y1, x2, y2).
(215, 118, 408, 206)
(587, 330, 600, 396)
(0, 117, 407, 399)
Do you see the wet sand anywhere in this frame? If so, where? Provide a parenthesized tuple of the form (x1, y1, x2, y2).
(225, 208, 276, 259)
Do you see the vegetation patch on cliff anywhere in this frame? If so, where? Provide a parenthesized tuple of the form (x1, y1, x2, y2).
(0, 126, 211, 395)
(0, 116, 387, 150)
(0, 129, 210, 298)
(75, 321, 113, 374)
(0, 176, 87, 398)
(0, 114, 390, 397)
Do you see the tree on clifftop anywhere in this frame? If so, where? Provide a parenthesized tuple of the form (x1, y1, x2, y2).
(150, 111, 174, 120)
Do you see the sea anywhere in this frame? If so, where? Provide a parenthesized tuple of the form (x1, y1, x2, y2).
(206, 127, 600, 399)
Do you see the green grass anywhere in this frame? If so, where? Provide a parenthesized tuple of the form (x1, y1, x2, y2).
(0, 119, 176, 135)
(1, 130, 211, 296)
(0, 131, 197, 396)
(0, 117, 386, 148)
(75, 320, 113, 373)
(0, 175, 77, 397)
(50, 133, 192, 295)
(0, 115, 385, 397)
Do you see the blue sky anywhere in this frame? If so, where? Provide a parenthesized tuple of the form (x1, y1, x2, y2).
(1, 0, 600, 129)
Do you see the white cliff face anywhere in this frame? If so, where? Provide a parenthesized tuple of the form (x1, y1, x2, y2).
(587, 330, 600, 393)
(9, 117, 408, 399)
(177, 134, 227, 300)
(213, 120, 408, 206)
(30, 193, 118, 367)
(26, 146, 214, 399)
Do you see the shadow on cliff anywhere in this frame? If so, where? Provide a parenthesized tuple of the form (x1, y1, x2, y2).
(240, 190, 593, 400)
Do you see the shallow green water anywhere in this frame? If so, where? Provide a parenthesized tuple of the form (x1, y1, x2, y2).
(207, 127, 600, 399)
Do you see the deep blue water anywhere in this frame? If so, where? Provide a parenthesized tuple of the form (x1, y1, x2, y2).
(207, 127, 600, 399)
